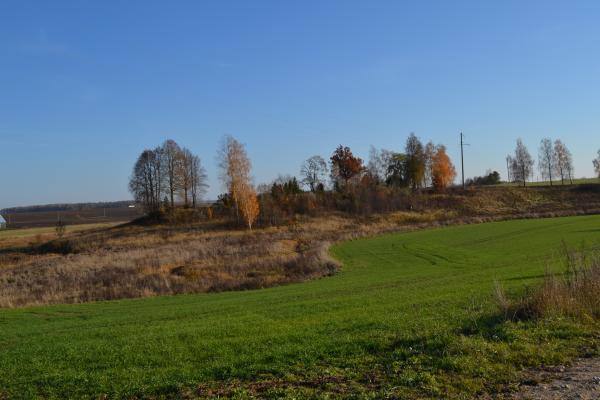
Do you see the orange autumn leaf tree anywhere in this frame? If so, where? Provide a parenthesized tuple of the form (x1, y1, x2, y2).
(431, 145, 456, 191)
(330, 145, 363, 188)
(238, 184, 260, 230)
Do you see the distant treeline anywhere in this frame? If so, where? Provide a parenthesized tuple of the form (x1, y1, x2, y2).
(128, 134, 600, 230)
(1, 201, 134, 214)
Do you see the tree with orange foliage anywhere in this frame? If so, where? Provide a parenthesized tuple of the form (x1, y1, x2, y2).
(330, 145, 363, 189)
(218, 135, 260, 229)
(431, 145, 456, 191)
(239, 185, 260, 230)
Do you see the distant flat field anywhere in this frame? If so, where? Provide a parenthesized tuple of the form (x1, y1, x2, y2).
(0, 216, 599, 398)
(497, 177, 600, 187)
(0, 222, 120, 239)
(1, 206, 143, 228)
(0, 223, 121, 250)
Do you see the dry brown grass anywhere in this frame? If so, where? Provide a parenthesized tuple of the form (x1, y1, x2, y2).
(495, 246, 600, 321)
(1, 186, 600, 308)
(0, 211, 458, 308)
(0, 219, 344, 307)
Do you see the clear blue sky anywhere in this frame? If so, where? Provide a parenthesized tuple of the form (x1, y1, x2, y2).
(1, 1, 599, 207)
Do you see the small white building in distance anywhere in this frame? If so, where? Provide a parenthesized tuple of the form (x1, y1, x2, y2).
(0, 215, 6, 229)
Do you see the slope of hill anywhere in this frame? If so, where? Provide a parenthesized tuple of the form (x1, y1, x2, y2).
(1, 185, 600, 307)
(0, 215, 598, 398)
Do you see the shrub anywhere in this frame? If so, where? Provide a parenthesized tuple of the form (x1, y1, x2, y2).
(495, 245, 600, 320)
(466, 171, 501, 186)
(55, 220, 67, 238)
(38, 238, 76, 255)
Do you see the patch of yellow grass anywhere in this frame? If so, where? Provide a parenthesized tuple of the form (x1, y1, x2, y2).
(0, 222, 121, 249)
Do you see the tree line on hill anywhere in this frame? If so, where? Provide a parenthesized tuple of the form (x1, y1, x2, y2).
(506, 138, 575, 187)
(129, 133, 458, 228)
(129, 135, 600, 229)
(291, 134, 457, 193)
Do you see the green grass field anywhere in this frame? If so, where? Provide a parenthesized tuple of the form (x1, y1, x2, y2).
(497, 177, 600, 187)
(1, 216, 599, 399)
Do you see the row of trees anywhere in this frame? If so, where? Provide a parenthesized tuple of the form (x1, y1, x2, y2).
(506, 138, 574, 186)
(130, 135, 599, 230)
(129, 137, 261, 229)
(129, 134, 457, 229)
(300, 133, 457, 193)
(129, 140, 207, 211)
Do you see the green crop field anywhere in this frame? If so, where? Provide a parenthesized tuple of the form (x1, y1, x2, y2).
(1, 216, 599, 399)
(497, 177, 600, 187)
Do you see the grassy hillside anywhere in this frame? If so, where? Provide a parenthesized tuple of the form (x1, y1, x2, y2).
(3, 185, 600, 308)
(1, 216, 599, 398)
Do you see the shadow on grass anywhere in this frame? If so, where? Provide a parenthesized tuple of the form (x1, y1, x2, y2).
(575, 229, 600, 234)
(503, 273, 548, 282)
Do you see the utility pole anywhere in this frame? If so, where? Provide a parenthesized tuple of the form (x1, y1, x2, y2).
(460, 132, 468, 189)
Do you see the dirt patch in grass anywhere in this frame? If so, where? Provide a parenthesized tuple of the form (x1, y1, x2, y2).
(505, 357, 600, 400)
(193, 375, 368, 399)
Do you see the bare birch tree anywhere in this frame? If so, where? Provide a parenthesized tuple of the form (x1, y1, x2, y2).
(553, 140, 573, 185)
(129, 147, 164, 212)
(506, 155, 514, 182)
(177, 148, 193, 207)
(513, 139, 534, 187)
(565, 156, 574, 184)
(161, 139, 183, 208)
(423, 141, 435, 187)
(538, 138, 555, 185)
(300, 155, 328, 191)
(188, 153, 208, 208)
